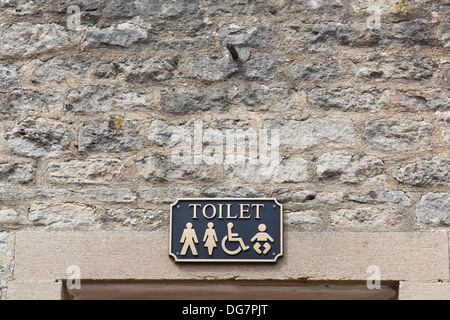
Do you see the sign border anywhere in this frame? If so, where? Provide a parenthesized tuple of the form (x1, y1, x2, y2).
(169, 198, 283, 263)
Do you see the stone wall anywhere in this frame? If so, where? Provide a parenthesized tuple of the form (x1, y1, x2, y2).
(0, 0, 449, 299)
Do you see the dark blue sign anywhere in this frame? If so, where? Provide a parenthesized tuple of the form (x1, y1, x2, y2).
(169, 198, 283, 262)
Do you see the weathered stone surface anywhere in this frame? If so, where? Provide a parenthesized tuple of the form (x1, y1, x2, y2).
(307, 87, 382, 111)
(394, 157, 450, 186)
(330, 207, 405, 230)
(231, 157, 309, 183)
(0, 64, 20, 85)
(0, 232, 14, 299)
(0, 23, 70, 56)
(103, 0, 200, 17)
(0, 161, 36, 184)
(217, 25, 274, 48)
(78, 118, 142, 153)
(316, 153, 385, 184)
(291, 59, 340, 81)
(349, 190, 411, 206)
(147, 120, 192, 147)
(28, 203, 95, 229)
(385, 20, 429, 45)
(232, 86, 298, 112)
(84, 19, 148, 47)
(65, 86, 146, 113)
(355, 56, 436, 80)
(161, 90, 228, 114)
(303, 22, 357, 47)
(290, 0, 343, 12)
(243, 58, 276, 81)
(285, 210, 324, 231)
(389, 90, 450, 112)
(80, 188, 137, 203)
(101, 209, 167, 230)
(31, 58, 91, 83)
(440, 23, 450, 47)
(46, 159, 123, 185)
(265, 119, 356, 149)
(0, 90, 54, 116)
(192, 56, 238, 82)
(0, 209, 21, 228)
(364, 120, 433, 151)
(205, 0, 257, 15)
(124, 56, 178, 82)
(5, 119, 72, 158)
(444, 117, 450, 144)
(416, 193, 450, 226)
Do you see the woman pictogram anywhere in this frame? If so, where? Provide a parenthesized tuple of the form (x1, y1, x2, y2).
(203, 222, 218, 256)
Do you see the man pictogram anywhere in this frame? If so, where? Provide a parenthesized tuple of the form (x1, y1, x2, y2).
(180, 222, 198, 256)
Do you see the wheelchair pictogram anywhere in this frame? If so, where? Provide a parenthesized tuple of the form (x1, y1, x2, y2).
(221, 222, 250, 255)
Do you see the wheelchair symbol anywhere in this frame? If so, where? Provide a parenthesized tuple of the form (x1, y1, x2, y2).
(221, 222, 250, 255)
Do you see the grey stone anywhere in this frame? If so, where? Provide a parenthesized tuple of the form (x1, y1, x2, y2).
(0, 232, 14, 300)
(394, 157, 449, 186)
(0, 161, 36, 184)
(31, 58, 91, 83)
(331, 207, 405, 230)
(0, 89, 54, 116)
(444, 117, 450, 144)
(416, 193, 450, 226)
(102, 209, 168, 230)
(192, 56, 238, 82)
(162, 90, 228, 114)
(202, 186, 260, 198)
(285, 210, 323, 231)
(389, 90, 450, 112)
(46, 159, 123, 185)
(440, 23, 450, 47)
(0, 209, 21, 228)
(291, 59, 340, 81)
(28, 202, 95, 228)
(205, 0, 257, 15)
(147, 120, 192, 147)
(243, 58, 276, 81)
(304, 22, 357, 46)
(307, 87, 381, 111)
(125, 57, 178, 82)
(349, 190, 411, 206)
(78, 118, 142, 153)
(356, 56, 436, 80)
(84, 19, 148, 47)
(290, 0, 343, 12)
(265, 119, 356, 149)
(315, 153, 385, 184)
(153, 40, 204, 51)
(217, 25, 274, 48)
(0, 64, 20, 85)
(386, 20, 429, 45)
(364, 119, 433, 151)
(139, 186, 201, 203)
(65, 86, 147, 113)
(5, 119, 72, 158)
(0, 22, 70, 56)
(103, 0, 200, 17)
(80, 188, 137, 203)
(232, 86, 296, 112)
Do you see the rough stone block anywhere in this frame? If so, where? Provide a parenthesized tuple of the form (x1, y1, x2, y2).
(103, 0, 200, 17)
(5, 119, 72, 158)
(46, 159, 123, 185)
(31, 58, 91, 83)
(28, 203, 96, 229)
(0, 22, 70, 56)
(394, 157, 449, 186)
(349, 190, 411, 206)
(307, 87, 382, 111)
(315, 153, 385, 184)
(364, 119, 433, 151)
(416, 193, 450, 226)
(0, 161, 36, 184)
(389, 90, 450, 112)
(161, 90, 228, 114)
(84, 19, 148, 47)
(78, 118, 142, 153)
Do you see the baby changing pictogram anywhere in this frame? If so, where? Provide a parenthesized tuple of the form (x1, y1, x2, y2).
(170, 198, 283, 263)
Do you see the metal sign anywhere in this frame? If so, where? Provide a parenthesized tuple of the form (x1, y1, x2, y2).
(169, 198, 283, 262)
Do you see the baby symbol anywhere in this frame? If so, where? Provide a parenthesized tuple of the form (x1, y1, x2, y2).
(251, 224, 274, 255)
